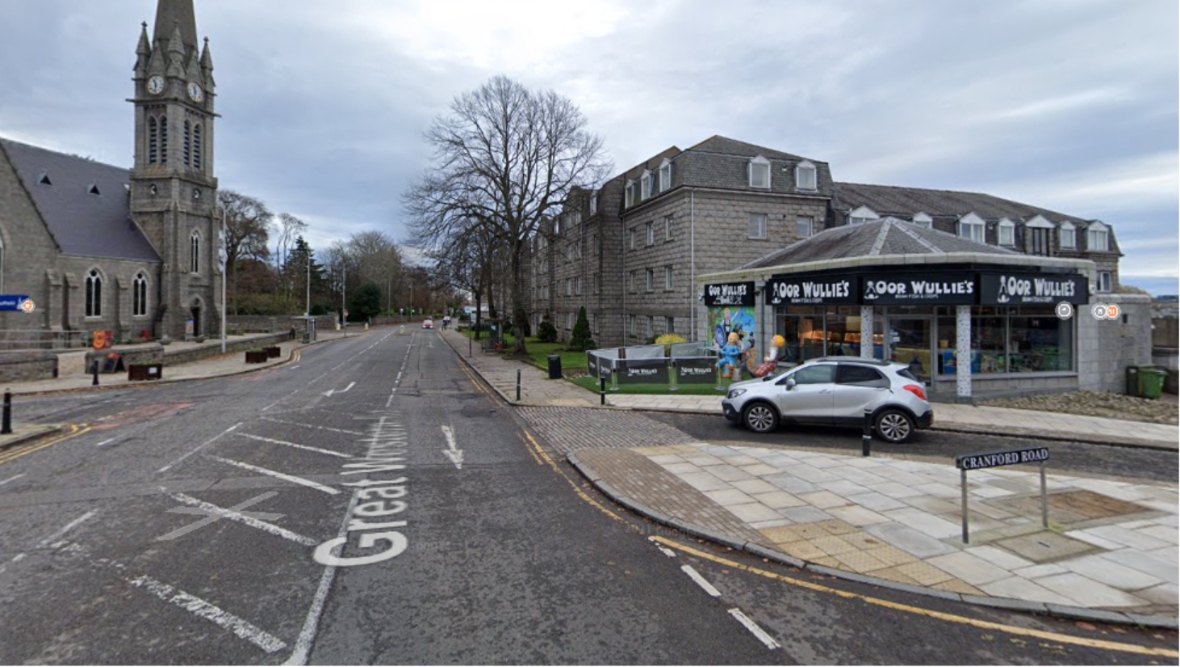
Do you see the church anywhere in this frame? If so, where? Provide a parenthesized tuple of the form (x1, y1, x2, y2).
(0, 0, 221, 344)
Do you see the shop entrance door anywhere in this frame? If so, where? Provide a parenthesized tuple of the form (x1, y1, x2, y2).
(887, 317, 934, 383)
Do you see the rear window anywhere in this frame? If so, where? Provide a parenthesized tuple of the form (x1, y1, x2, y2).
(896, 368, 918, 382)
(838, 365, 884, 384)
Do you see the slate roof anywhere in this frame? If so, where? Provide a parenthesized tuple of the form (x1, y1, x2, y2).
(0, 138, 160, 262)
(742, 217, 1019, 269)
(832, 181, 1090, 225)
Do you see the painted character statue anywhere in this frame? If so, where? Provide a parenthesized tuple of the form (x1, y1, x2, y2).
(716, 332, 743, 379)
(751, 335, 786, 377)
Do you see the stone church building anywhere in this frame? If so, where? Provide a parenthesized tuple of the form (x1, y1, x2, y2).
(0, 0, 221, 344)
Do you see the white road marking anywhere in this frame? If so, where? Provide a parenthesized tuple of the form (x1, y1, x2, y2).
(95, 437, 117, 448)
(259, 418, 364, 436)
(0, 473, 26, 487)
(128, 574, 287, 654)
(322, 381, 356, 398)
(682, 565, 721, 597)
(728, 608, 781, 650)
(161, 491, 316, 545)
(657, 546, 677, 558)
(206, 455, 339, 495)
(262, 331, 394, 412)
(159, 422, 242, 473)
(2, 509, 98, 574)
(441, 425, 463, 469)
(233, 433, 352, 459)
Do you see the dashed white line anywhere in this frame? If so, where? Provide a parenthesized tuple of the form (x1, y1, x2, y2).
(728, 608, 781, 650)
(649, 537, 678, 558)
(258, 418, 364, 436)
(2, 510, 98, 575)
(681, 564, 721, 597)
(233, 433, 352, 459)
(95, 438, 117, 448)
(128, 574, 287, 654)
(159, 422, 242, 473)
(165, 492, 317, 546)
(206, 455, 339, 495)
(0, 473, 26, 487)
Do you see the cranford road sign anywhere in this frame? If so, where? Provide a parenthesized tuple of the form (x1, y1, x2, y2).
(955, 447, 1049, 470)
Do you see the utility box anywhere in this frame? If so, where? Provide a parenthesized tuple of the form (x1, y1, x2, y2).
(128, 364, 162, 381)
(1126, 365, 1142, 397)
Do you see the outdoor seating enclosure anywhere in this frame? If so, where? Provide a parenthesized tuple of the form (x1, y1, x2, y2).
(588, 342, 720, 390)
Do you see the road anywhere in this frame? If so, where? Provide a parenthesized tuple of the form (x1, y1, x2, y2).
(0, 329, 1174, 664)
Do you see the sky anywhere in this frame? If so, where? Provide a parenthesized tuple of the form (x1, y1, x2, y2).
(1, 0, 1176, 294)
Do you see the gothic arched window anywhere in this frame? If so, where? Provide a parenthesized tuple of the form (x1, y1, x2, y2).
(193, 124, 202, 170)
(148, 117, 159, 165)
(183, 120, 192, 168)
(190, 232, 201, 274)
(133, 271, 149, 317)
(85, 268, 103, 318)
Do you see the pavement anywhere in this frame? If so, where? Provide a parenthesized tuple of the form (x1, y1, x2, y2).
(0, 325, 1176, 628)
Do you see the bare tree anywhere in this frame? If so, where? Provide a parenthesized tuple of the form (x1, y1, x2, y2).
(275, 212, 308, 297)
(217, 189, 272, 315)
(405, 75, 611, 354)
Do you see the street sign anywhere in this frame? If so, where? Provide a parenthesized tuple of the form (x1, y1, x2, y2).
(956, 447, 1049, 470)
(0, 295, 32, 312)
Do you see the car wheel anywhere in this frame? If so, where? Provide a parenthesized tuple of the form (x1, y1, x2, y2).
(874, 409, 915, 443)
(742, 402, 779, 433)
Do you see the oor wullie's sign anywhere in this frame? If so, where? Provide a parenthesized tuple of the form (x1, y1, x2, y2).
(956, 447, 1049, 471)
(862, 274, 976, 305)
(767, 276, 857, 306)
(980, 273, 1088, 306)
(703, 282, 755, 307)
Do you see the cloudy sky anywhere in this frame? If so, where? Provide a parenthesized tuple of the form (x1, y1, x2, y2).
(1, 0, 1176, 294)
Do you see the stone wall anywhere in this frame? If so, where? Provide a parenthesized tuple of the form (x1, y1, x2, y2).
(0, 351, 57, 382)
(1077, 293, 1152, 393)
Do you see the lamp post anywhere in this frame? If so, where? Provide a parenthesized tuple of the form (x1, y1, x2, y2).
(219, 212, 227, 354)
(341, 263, 347, 328)
(304, 250, 310, 318)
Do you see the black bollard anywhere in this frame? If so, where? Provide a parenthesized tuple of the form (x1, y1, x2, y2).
(516, 369, 521, 402)
(2, 390, 11, 435)
(92, 361, 99, 386)
(862, 408, 872, 457)
(600, 375, 606, 406)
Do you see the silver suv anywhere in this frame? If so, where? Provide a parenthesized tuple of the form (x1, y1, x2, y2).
(721, 357, 933, 443)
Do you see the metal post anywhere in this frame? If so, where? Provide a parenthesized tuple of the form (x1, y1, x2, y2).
(468, 334, 472, 357)
(516, 369, 521, 402)
(862, 408, 872, 457)
(600, 375, 606, 406)
(2, 390, 12, 435)
(1040, 460, 1049, 529)
(960, 468, 970, 544)
(92, 360, 99, 386)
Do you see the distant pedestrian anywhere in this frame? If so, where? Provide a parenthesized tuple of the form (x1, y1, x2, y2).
(443, 315, 451, 330)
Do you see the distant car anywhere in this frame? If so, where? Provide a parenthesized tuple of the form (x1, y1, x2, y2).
(721, 357, 933, 443)
(422, 318, 433, 329)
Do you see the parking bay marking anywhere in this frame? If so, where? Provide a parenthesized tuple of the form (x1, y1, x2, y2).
(158, 491, 316, 546)
(728, 608, 781, 651)
(259, 418, 365, 436)
(206, 455, 339, 495)
(233, 433, 352, 459)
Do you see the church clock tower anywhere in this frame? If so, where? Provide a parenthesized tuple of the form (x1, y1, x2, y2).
(130, 0, 221, 339)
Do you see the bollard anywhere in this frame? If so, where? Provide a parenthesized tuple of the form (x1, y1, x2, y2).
(516, 369, 521, 402)
(600, 375, 606, 406)
(2, 390, 11, 435)
(92, 361, 99, 386)
(862, 408, 872, 457)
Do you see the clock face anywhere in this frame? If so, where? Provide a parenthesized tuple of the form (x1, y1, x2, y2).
(147, 75, 165, 95)
(187, 82, 204, 102)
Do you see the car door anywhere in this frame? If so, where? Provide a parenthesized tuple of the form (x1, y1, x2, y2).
(831, 364, 890, 425)
(775, 363, 836, 424)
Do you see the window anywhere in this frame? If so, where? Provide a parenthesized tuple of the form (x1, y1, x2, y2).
(998, 219, 1015, 246)
(790, 364, 835, 385)
(641, 171, 652, 200)
(183, 120, 192, 168)
(912, 212, 933, 228)
(646, 316, 654, 337)
(1060, 222, 1076, 250)
(575, 276, 582, 295)
(566, 278, 573, 296)
(748, 155, 770, 189)
(796, 216, 813, 238)
(1098, 271, 1113, 293)
(589, 192, 597, 216)
(567, 312, 574, 329)
(159, 116, 168, 163)
(957, 214, 985, 244)
(133, 272, 148, 317)
(848, 206, 878, 226)
(190, 231, 201, 273)
(630, 228, 636, 250)
(625, 181, 634, 207)
(645, 268, 654, 292)
(837, 365, 885, 385)
(748, 213, 767, 239)
(664, 214, 673, 241)
(193, 124, 202, 169)
(629, 315, 637, 335)
(665, 316, 675, 334)
(85, 268, 103, 318)
(1088, 223, 1109, 251)
(554, 218, 562, 236)
(591, 233, 598, 255)
(629, 271, 636, 292)
(1028, 228, 1050, 256)
(795, 160, 817, 190)
(645, 221, 654, 246)
(593, 314, 599, 333)
(658, 159, 671, 192)
(593, 273, 600, 294)
(664, 266, 673, 290)
(148, 117, 159, 164)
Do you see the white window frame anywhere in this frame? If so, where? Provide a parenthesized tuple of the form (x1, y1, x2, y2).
(1060, 222, 1076, 249)
(748, 155, 770, 189)
(1088, 222, 1110, 252)
(848, 205, 879, 226)
(645, 221, 654, 246)
(664, 266, 673, 290)
(998, 218, 1015, 246)
(912, 212, 933, 229)
(625, 180, 634, 208)
(664, 214, 673, 241)
(658, 159, 671, 192)
(795, 160, 817, 190)
(641, 170, 652, 200)
(645, 268, 654, 292)
(748, 213, 767, 239)
(796, 216, 813, 238)
(629, 315, 637, 335)
(957, 213, 985, 244)
(1098, 271, 1113, 293)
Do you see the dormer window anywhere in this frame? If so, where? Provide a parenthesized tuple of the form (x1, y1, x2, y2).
(1087, 221, 1110, 252)
(912, 212, 933, 228)
(624, 180, 634, 208)
(1060, 222, 1076, 249)
(957, 212, 985, 243)
(87, 184, 101, 195)
(748, 155, 770, 189)
(997, 218, 1015, 246)
(795, 160, 817, 190)
(38, 172, 51, 186)
(848, 206, 879, 226)
(658, 159, 671, 192)
(640, 170, 652, 200)
(589, 191, 597, 216)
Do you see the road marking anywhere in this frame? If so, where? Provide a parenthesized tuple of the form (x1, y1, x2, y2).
(259, 418, 364, 436)
(681, 564, 721, 597)
(233, 433, 352, 459)
(323, 381, 356, 397)
(285, 494, 355, 666)
(441, 425, 463, 469)
(728, 608, 781, 650)
(2, 509, 98, 575)
(159, 491, 316, 546)
(95, 438, 117, 448)
(0, 424, 89, 466)
(207, 455, 339, 495)
(652, 537, 1179, 659)
(127, 574, 287, 654)
(158, 422, 242, 473)
(0, 473, 26, 486)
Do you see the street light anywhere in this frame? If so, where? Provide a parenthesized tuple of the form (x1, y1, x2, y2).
(304, 249, 310, 318)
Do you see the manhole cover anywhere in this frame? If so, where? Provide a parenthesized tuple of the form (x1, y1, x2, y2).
(995, 531, 1096, 563)
(990, 490, 1151, 525)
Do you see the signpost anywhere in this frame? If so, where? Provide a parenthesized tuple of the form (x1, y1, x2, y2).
(955, 446, 1050, 543)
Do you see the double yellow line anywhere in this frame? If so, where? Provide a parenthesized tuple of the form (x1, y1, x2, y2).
(0, 424, 90, 466)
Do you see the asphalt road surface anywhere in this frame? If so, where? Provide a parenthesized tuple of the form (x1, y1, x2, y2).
(0, 330, 1174, 664)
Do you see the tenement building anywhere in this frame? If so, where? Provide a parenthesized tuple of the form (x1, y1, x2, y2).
(0, 0, 222, 343)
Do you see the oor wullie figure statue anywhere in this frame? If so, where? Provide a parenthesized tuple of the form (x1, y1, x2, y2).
(716, 332, 744, 380)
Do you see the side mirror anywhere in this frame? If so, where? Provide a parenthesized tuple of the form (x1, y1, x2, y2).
(785, 378, 797, 390)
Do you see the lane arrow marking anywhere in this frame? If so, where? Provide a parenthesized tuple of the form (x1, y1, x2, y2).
(323, 381, 356, 397)
(441, 425, 463, 470)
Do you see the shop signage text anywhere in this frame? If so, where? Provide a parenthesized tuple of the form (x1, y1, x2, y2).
(704, 282, 755, 307)
(981, 273, 1088, 305)
(863, 276, 976, 305)
(768, 277, 856, 306)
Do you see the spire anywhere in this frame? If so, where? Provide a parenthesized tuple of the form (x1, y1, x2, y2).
(152, 0, 198, 57)
(166, 21, 185, 77)
(200, 37, 215, 89)
(134, 21, 151, 77)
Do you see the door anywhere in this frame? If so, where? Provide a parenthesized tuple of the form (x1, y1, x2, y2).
(775, 363, 835, 424)
(887, 317, 933, 383)
(831, 363, 890, 424)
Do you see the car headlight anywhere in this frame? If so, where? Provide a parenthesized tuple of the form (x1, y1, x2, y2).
(727, 388, 747, 399)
